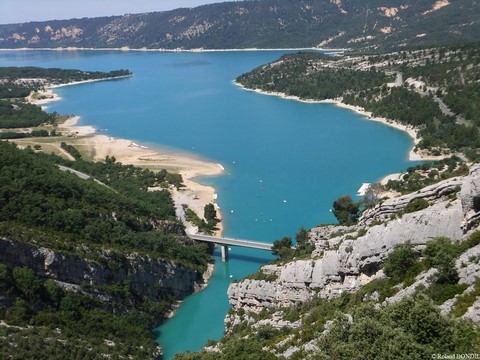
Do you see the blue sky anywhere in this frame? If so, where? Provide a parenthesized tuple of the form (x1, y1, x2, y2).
(0, 0, 227, 24)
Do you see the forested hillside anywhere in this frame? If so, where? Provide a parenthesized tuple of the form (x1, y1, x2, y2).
(0, 0, 478, 50)
(0, 66, 131, 130)
(237, 42, 480, 160)
(0, 142, 211, 358)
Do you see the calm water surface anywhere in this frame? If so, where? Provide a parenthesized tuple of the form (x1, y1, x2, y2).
(0, 50, 416, 358)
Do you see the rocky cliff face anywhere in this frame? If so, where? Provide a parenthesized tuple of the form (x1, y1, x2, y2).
(0, 237, 202, 302)
(228, 164, 480, 312)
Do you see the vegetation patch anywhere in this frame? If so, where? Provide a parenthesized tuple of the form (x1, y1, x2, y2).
(183, 203, 220, 235)
(245, 271, 278, 282)
(386, 157, 468, 194)
(452, 279, 480, 317)
(403, 198, 430, 214)
(60, 141, 82, 160)
(0, 262, 162, 359)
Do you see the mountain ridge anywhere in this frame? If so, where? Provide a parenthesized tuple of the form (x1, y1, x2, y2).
(1, 0, 479, 51)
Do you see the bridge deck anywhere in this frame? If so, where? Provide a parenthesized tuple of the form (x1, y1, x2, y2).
(187, 233, 273, 251)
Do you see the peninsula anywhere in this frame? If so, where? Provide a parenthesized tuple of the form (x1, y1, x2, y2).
(0, 66, 224, 235)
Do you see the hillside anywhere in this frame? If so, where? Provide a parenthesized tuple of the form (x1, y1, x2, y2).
(0, 141, 211, 358)
(0, 0, 479, 50)
(236, 42, 480, 161)
(174, 163, 480, 359)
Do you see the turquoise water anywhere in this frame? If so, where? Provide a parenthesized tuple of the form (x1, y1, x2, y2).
(0, 50, 416, 358)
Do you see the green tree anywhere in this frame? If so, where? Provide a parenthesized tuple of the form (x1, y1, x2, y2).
(383, 243, 416, 281)
(44, 279, 62, 307)
(295, 226, 309, 251)
(0, 263, 8, 288)
(272, 237, 293, 260)
(5, 298, 29, 324)
(165, 172, 184, 189)
(404, 198, 429, 213)
(332, 195, 359, 225)
(423, 237, 460, 284)
(13, 267, 42, 300)
(204, 203, 217, 224)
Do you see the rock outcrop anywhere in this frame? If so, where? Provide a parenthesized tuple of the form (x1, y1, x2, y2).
(229, 165, 480, 312)
(0, 237, 202, 302)
(460, 163, 480, 231)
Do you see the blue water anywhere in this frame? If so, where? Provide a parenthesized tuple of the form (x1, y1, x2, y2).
(0, 50, 416, 358)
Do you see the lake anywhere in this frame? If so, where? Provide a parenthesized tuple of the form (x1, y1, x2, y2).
(0, 49, 416, 358)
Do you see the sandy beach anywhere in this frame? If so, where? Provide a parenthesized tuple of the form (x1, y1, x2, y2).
(28, 87, 225, 237)
(28, 88, 62, 106)
(70, 131, 224, 235)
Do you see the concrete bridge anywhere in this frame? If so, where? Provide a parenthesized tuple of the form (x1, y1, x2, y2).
(187, 233, 273, 261)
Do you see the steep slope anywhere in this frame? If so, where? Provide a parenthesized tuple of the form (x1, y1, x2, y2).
(174, 164, 480, 359)
(0, 0, 478, 50)
(229, 165, 479, 310)
(0, 142, 211, 358)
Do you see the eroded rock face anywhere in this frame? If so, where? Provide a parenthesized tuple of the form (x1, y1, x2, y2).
(0, 238, 200, 301)
(456, 243, 480, 285)
(461, 163, 480, 231)
(359, 175, 463, 226)
(228, 164, 480, 312)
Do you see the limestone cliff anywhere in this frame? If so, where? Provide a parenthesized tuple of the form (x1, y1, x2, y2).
(0, 237, 203, 304)
(228, 164, 480, 312)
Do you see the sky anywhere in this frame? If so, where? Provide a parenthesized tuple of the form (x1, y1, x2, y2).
(0, 0, 226, 25)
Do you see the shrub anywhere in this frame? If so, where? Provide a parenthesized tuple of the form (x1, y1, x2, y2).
(423, 237, 460, 284)
(383, 243, 416, 281)
(272, 237, 294, 260)
(332, 195, 360, 225)
(404, 198, 429, 213)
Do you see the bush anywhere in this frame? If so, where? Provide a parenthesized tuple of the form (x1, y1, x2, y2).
(383, 243, 416, 282)
(272, 237, 293, 260)
(423, 237, 460, 284)
(332, 195, 360, 225)
(404, 198, 429, 213)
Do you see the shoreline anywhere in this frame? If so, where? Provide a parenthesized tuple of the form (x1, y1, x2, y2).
(28, 75, 132, 107)
(29, 83, 225, 238)
(60, 117, 225, 236)
(50, 74, 133, 88)
(234, 81, 448, 162)
(0, 46, 346, 53)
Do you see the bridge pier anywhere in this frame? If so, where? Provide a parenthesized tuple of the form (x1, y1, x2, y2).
(220, 245, 229, 262)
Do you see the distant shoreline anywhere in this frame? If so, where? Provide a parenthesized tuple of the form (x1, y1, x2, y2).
(233, 81, 449, 163)
(28, 75, 132, 107)
(0, 46, 347, 53)
(50, 74, 133, 88)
